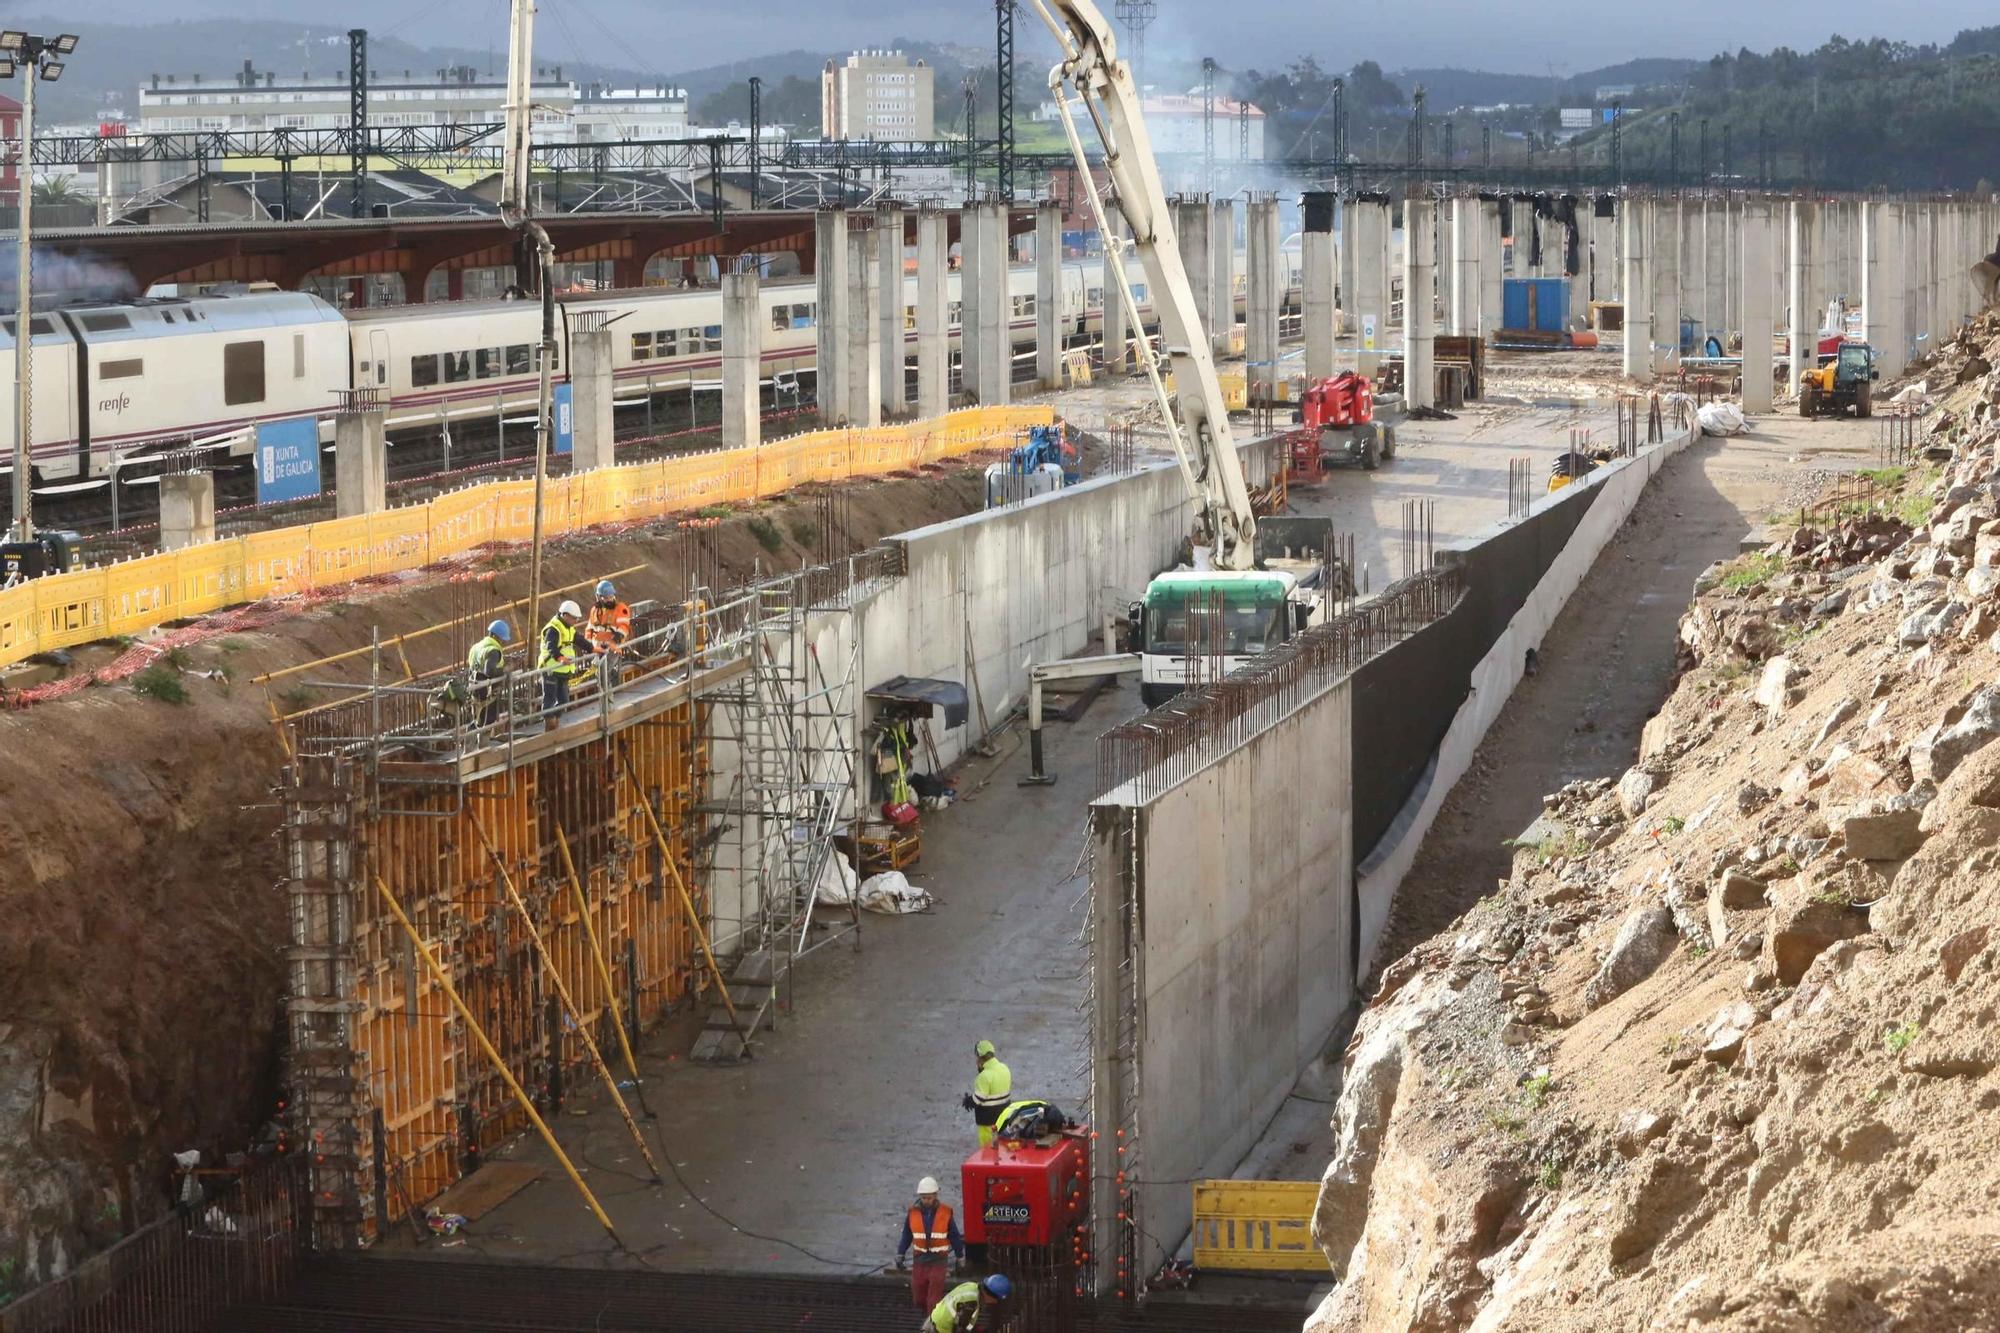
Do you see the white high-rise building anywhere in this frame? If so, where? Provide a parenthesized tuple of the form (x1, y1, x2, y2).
(820, 50, 934, 142)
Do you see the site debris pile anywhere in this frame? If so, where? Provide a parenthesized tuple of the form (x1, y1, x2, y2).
(1307, 430, 2000, 1329)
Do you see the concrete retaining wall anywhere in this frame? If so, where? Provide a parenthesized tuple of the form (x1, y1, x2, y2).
(1114, 681, 1354, 1276)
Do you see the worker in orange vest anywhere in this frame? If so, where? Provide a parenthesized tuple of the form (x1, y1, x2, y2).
(894, 1175, 964, 1313)
(584, 579, 632, 658)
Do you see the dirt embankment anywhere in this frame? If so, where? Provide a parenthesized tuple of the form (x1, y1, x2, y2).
(1308, 424, 2000, 1329)
(0, 469, 982, 1296)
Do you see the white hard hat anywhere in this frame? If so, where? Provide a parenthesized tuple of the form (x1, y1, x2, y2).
(558, 599, 582, 618)
(917, 1176, 939, 1195)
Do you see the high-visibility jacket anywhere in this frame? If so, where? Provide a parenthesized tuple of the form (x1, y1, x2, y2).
(970, 1058, 1012, 1126)
(994, 1099, 1059, 1141)
(901, 1201, 960, 1259)
(584, 599, 631, 653)
(538, 616, 583, 677)
(928, 1282, 982, 1333)
(467, 635, 506, 680)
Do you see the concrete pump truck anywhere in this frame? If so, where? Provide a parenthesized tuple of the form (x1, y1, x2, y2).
(1029, 0, 1334, 705)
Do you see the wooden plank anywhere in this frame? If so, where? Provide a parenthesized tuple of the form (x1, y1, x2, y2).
(426, 1161, 545, 1222)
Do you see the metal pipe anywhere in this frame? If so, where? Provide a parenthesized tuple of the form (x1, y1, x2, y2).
(555, 826, 646, 1089)
(370, 874, 620, 1245)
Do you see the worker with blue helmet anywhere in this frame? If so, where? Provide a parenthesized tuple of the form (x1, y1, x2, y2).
(585, 578, 631, 657)
(924, 1273, 1010, 1332)
(466, 619, 513, 726)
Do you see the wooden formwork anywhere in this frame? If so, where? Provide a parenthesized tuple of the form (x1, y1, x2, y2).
(286, 709, 711, 1242)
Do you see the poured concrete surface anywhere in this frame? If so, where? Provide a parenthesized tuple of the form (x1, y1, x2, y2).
(387, 693, 1126, 1275)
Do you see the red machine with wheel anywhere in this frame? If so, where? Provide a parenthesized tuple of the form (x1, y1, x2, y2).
(962, 1127, 1090, 1330)
(1289, 372, 1398, 480)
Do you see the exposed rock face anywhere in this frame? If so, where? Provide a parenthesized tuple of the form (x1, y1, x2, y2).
(1309, 438, 2000, 1332)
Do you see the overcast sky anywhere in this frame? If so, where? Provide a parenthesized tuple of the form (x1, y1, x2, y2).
(90, 0, 1999, 75)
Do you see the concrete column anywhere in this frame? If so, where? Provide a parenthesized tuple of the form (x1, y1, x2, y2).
(1652, 196, 1681, 373)
(1302, 192, 1336, 380)
(1788, 200, 1817, 396)
(814, 209, 849, 424)
(1174, 197, 1212, 348)
(1404, 195, 1435, 411)
(1741, 203, 1776, 414)
(959, 205, 982, 400)
(915, 209, 950, 419)
(1449, 197, 1479, 336)
(1337, 196, 1355, 328)
(1621, 196, 1651, 381)
(845, 227, 881, 427)
(1246, 195, 1280, 398)
(1864, 202, 1906, 379)
(159, 472, 215, 551)
(1211, 197, 1236, 358)
(1479, 198, 1504, 340)
(335, 406, 387, 517)
(1351, 198, 1389, 361)
(976, 202, 1010, 404)
(568, 324, 616, 472)
(1036, 201, 1063, 389)
(877, 208, 906, 417)
(1102, 212, 1130, 376)
(721, 272, 761, 451)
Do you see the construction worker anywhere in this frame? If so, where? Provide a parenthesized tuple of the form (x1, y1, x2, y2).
(466, 619, 511, 726)
(584, 579, 632, 658)
(992, 1099, 1075, 1143)
(924, 1274, 1010, 1333)
(962, 1040, 1012, 1147)
(894, 1175, 964, 1313)
(538, 599, 586, 715)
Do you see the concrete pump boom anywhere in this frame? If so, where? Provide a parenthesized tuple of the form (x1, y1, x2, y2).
(1028, 0, 1258, 571)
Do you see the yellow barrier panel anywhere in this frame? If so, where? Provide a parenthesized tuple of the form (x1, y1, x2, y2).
(1190, 1180, 1325, 1274)
(0, 405, 1051, 672)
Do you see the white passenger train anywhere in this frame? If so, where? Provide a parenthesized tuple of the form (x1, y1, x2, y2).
(1, 250, 1302, 484)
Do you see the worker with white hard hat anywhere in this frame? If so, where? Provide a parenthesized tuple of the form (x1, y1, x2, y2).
(538, 599, 586, 718)
(894, 1173, 963, 1313)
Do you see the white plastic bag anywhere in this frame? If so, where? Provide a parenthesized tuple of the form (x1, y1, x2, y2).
(816, 855, 857, 906)
(858, 870, 934, 915)
(1697, 402, 1748, 437)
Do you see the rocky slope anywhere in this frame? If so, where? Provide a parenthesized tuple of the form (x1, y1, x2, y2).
(1307, 423, 2000, 1329)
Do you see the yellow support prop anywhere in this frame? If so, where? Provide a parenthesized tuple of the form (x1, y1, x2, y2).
(370, 875, 620, 1245)
(466, 813, 663, 1184)
(616, 744, 749, 1049)
(555, 825, 644, 1086)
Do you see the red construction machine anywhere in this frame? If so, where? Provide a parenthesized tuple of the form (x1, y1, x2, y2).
(1288, 371, 1401, 481)
(962, 1112, 1090, 1329)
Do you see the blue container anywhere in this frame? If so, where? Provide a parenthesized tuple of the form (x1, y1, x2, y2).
(1501, 277, 1569, 333)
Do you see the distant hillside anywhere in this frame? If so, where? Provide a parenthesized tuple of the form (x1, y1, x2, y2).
(1391, 57, 1699, 112)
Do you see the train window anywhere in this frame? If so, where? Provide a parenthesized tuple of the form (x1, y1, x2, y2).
(769, 306, 790, 332)
(1, 317, 53, 337)
(223, 340, 265, 406)
(631, 331, 653, 361)
(657, 329, 679, 357)
(100, 358, 144, 379)
(475, 347, 504, 379)
(411, 354, 439, 387)
(1132, 283, 1148, 303)
(701, 325, 721, 352)
(79, 312, 132, 333)
(293, 334, 306, 378)
(904, 304, 916, 331)
(506, 344, 531, 373)
(1087, 286, 1103, 309)
(795, 303, 814, 327)
(443, 351, 472, 384)
(947, 301, 962, 329)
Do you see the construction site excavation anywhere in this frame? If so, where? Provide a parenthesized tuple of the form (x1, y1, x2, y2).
(9, 4, 2000, 1332)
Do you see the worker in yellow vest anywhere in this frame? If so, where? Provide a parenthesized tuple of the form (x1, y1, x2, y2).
(961, 1039, 1011, 1147)
(924, 1274, 1010, 1333)
(538, 600, 586, 717)
(894, 1175, 964, 1312)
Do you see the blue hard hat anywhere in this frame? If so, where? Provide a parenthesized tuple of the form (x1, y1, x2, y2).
(982, 1275, 1012, 1301)
(595, 579, 616, 598)
(487, 619, 512, 643)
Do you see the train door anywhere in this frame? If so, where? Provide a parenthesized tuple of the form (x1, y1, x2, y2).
(368, 330, 391, 390)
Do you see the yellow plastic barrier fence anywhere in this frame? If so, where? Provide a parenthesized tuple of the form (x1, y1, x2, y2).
(0, 405, 1051, 672)
(1190, 1180, 1325, 1274)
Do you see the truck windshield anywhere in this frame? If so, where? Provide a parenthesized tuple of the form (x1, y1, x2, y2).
(1145, 600, 1286, 656)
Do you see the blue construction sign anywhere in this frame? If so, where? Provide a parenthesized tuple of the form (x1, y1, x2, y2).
(553, 382, 574, 455)
(255, 415, 321, 504)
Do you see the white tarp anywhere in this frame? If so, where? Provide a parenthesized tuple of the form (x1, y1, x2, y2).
(1697, 402, 1748, 436)
(859, 870, 933, 914)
